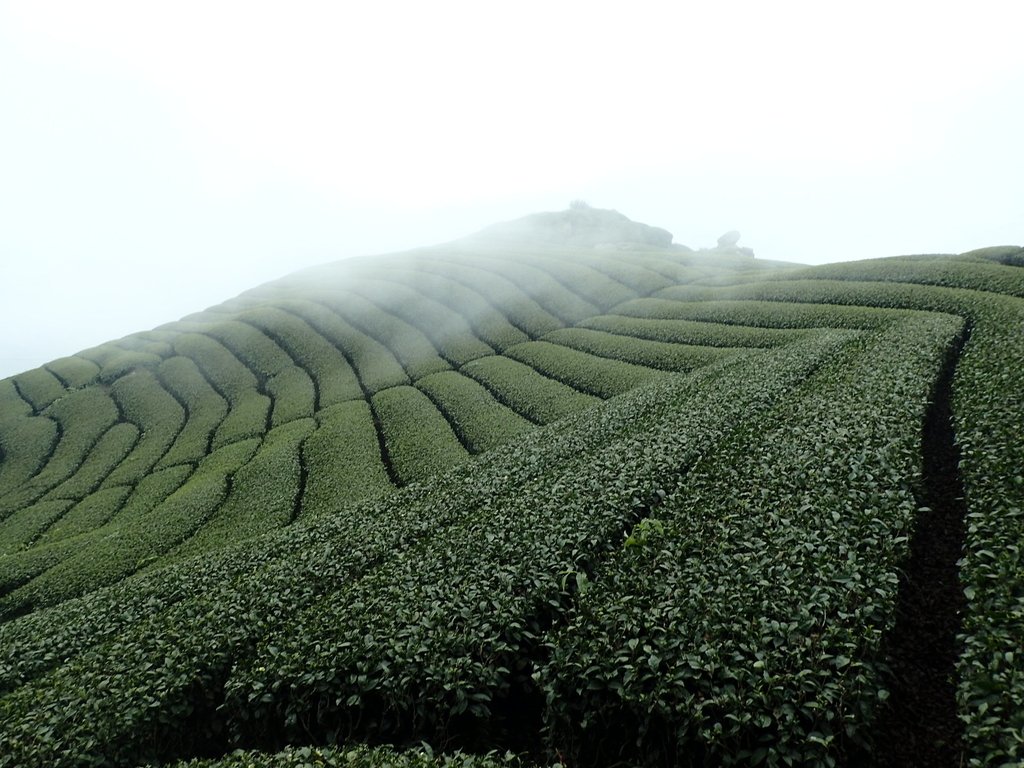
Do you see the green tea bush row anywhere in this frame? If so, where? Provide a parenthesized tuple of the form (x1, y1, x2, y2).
(10, 368, 66, 411)
(171, 744, 542, 768)
(0, 379, 33, 418)
(459, 356, 600, 424)
(102, 371, 185, 487)
(486, 247, 639, 310)
(504, 341, 666, 399)
(540, 327, 733, 372)
(106, 465, 195, 529)
(112, 331, 176, 358)
(538, 314, 961, 766)
(0, 499, 74, 555)
(561, 249, 674, 296)
(437, 251, 598, 325)
(178, 419, 315, 556)
(352, 267, 531, 352)
(278, 300, 410, 393)
(43, 355, 100, 389)
(959, 245, 1024, 266)
(211, 391, 271, 450)
(2, 441, 258, 617)
(372, 385, 469, 486)
(779, 256, 1024, 298)
(35, 485, 133, 546)
(415, 371, 535, 454)
(93, 349, 165, 383)
(268, 365, 317, 426)
(609, 252, 715, 285)
(0, 416, 57, 504)
(949, 296, 1024, 766)
(395, 257, 562, 338)
(199, 319, 296, 380)
(157, 356, 231, 467)
(581, 314, 807, 348)
(0, 388, 119, 514)
(41, 421, 139, 503)
(172, 333, 260, 404)
(233, 306, 363, 408)
(651, 276, 986, 317)
(0, 535, 95, 617)
(300, 400, 392, 519)
(323, 280, 495, 366)
(219, 334, 849, 755)
(314, 290, 454, 378)
(81, 333, 172, 379)
(621, 296, 898, 330)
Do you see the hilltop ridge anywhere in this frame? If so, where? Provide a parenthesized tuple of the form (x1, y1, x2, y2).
(470, 205, 675, 249)
(0, 227, 1023, 767)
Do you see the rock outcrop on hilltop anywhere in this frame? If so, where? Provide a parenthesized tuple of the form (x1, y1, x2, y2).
(705, 229, 755, 258)
(473, 205, 675, 249)
(717, 230, 742, 248)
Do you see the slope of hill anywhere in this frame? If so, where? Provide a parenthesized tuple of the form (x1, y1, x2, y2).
(0, 211, 1021, 767)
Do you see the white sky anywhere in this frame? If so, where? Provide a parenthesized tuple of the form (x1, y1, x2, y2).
(2, 0, 1022, 379)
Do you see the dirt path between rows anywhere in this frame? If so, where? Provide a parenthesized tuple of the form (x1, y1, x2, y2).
(872, 327, 970, 767)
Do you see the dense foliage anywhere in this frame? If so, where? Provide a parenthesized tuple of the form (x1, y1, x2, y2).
(0, 237, 1021, 766)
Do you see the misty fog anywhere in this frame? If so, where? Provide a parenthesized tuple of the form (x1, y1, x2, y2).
(1, 1, 1022, 379)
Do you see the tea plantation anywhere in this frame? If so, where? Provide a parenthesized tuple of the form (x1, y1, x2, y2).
(0, 225, 1022, 767)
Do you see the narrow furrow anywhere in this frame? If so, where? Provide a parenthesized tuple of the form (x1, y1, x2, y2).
(405, 257, 563, 336)
(274, 301, 409, 393)
(237, 318, 324, 413)
(578, 251, 677, 295)
(414, 384, 479, 456)
(488, 248, 640, 310)
(43, 356, 101, 390)
(872, 325, 971, 767)
(579, 313, 806, 349)
(368, 399, 401, 488)
(31, 422, 142, 541)
(0, 417, 59, 513)
(306, 293, 456, 378)
(433, 252, 598, 325)
(363, 268, 534, 350)
(538, 327, 738, 373)
(268, 306, 401, 488)
(101, 369, 188, 488)
(10, 378, 39, 417)
(155, 357, 230, 465)
(289, 438, 310, 524)
(42, 365, 71, 391)
(228, 305, 363, 408)
(458, 355, 601, 424)
(451, 366, 545, 427)
(337, 279, 496, 365)
(0, 416, 62, 518)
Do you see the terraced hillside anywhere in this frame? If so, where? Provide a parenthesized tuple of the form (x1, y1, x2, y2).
(0, 213, 1022, 767)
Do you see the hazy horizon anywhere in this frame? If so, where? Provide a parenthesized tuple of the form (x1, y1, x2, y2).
(2, 1, 1022, 380)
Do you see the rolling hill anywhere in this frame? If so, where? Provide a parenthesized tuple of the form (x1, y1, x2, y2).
(0, 209, 1021, 767)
